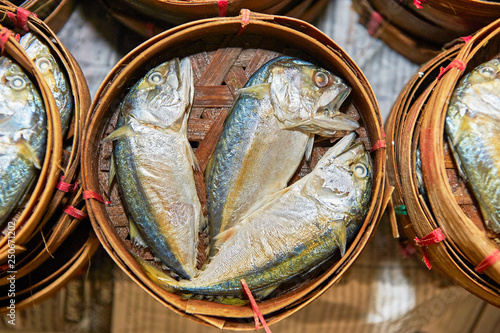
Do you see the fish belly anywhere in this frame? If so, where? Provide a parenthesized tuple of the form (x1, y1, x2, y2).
(114, 127, 201, 280)
(207, 96, 309, 251)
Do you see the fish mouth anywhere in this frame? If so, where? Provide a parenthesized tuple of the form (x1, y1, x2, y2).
(300, 84, 359, 136)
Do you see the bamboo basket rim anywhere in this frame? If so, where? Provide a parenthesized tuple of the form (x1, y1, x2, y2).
(83, 12, 386, 329)
(0, 4, 90, 262)
(385, 20, 500, 307)
(0, 7, 62, 259)
(419, 20, 500, 281)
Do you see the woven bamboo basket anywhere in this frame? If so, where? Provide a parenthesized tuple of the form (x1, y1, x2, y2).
(386, 18, 500, 307)
(82, 11, 388, 329)
(100, 0, 330, 38)
(0, 0, 75, 32)
(352, 0, 500, 64)
(0, 4, 96, 311)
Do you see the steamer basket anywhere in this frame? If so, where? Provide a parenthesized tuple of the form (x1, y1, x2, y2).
(82, 12, 388, 329)
(0, 4, 95, 310)
(99, 0, 330, 37)
(386, 19, 500, 306)
(0, 0, 76, 32)
(353, 0, 500, 64)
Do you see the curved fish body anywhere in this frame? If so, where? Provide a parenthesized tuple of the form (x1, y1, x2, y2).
(206, 56, 359, 253)
(19, 33, 73, 136)
(445, 58, 500, 234)
(0, 57, 47, 226)
(140, 133, 372, 298)
(108, 58, 202, 280)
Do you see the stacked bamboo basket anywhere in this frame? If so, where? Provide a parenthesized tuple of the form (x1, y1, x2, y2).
(99, 0, 330, 37)
(386, 18, 500, 307)
(0, 2, 98, 312)
(352, 0, 500, 64)
(0, 0, 76, 33)
(82, 11, 389, 330)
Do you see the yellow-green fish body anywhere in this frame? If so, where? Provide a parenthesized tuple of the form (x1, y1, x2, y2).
(19, 33, 73, 136)
(446, 58, 500, 234)
(206, 56, 359, 254)
(108, 58, 202, 280)
(0, 57, 47, 225)
(141, 133, 372, 298)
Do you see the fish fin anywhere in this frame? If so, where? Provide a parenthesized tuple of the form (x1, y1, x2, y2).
(108, 153, 116, 191)
(253, 284, 280, 300)
(236, 83, 271, 99)
(214, 298, 249, 306)
(102, 125, 135, 142)
(204, 152, 216, 182)
(214, 225, 239, 247)
(446, 135, 468, 181)
(239, 187, 291, 222)
(17, 137, 41, 169)
(184, 138, 200, 171)
(129, 219, 148, 248)
(131, 252, 178, 292)
(332, 219, 347, 257)
(305, 134, 315, 161)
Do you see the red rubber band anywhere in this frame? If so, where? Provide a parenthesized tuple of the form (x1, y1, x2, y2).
(218, 0, 228, 17)
(240, 279, 272, 333)
(415, 228, 446, 247)
(475, 249, 500, 274)
(57, 176, 78, 193)
(367, 11, 383, 37)
(413, 0, 426, 9)
(415, 228, 446, 269)
(437, 59, 466, 80)
(7, 8, 35, 31)
(461, 36, 472, 44)
(83, 190, 111, 205)
(370, 140, 386, 152)
(16, 8, 32, 31)
(64, 206, 88, 220)
(0, 27, 12, 53)
(237, 9, 250, 36)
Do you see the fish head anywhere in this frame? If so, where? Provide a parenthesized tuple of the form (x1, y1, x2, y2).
(268, 57, 359, 136)
(20, 33, 59, 89)
(122, 57, 194, 128)
(303, 133, 372, 218)
(0, 57, 43, 137)
(458, 58, 500, 119)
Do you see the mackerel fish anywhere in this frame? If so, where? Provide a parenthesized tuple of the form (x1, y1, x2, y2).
(445, 58, 500, 234)
(206, 56, 359, 254)
(0, 56, 47, 226)
(139, 132, 372, 299)
(19, 33, 73, 136)
(106, 58, 202, 280)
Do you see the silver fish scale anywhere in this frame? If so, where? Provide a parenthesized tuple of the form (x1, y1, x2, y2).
(0, 56, 47, 226)
(446, 58, 500, 234)
(19, 33, 73, 136)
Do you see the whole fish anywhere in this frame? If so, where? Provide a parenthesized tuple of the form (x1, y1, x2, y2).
(445, 57, 500, 234)
(19, 33, 73, 136)
(139, 133, 372, 299)
(206, 56, 359, 254)
(106, 57, 202, 280)
(0, 57, 47, 226)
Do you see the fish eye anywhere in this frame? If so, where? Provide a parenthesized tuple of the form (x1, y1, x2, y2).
(314, 71, 329, 88)
(9, 75, 26, 90)
(479, 66, 496, 78)
(35, 57, 52, 73)
(353, 163, 368, 178)
(148, 71, 164, 85)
